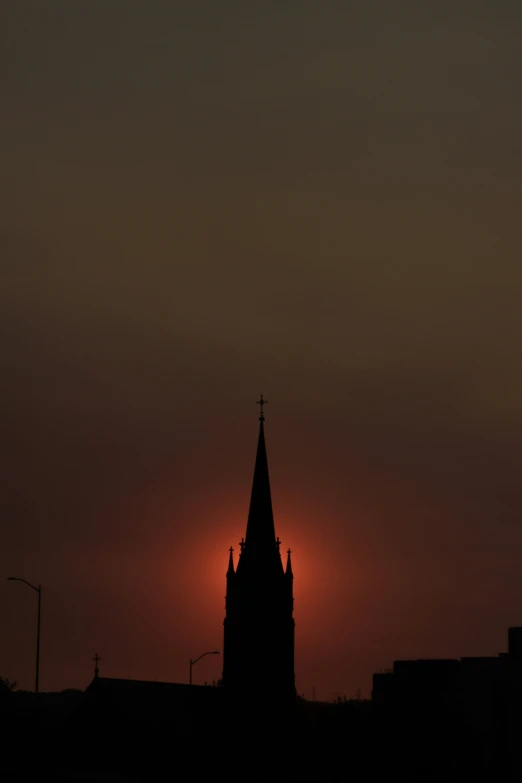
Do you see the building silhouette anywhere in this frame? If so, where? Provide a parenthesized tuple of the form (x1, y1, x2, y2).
(372, 627, 522, 780)
(372, 626, 522, 709)
(222, 397, 296, 701)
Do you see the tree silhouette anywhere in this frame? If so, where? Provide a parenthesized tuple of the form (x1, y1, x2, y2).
(0, 677, 17, 696)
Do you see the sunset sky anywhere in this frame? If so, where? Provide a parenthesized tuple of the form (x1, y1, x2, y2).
(2, 1, 522, 699)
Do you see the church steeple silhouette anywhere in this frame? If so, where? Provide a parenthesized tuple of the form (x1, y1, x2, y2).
(222, 396, 296, 701)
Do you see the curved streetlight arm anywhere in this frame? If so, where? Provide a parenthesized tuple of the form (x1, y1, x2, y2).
(189, 650, 220, 685)
(191, 650, 219, 666)
(7, 577, 40, 593)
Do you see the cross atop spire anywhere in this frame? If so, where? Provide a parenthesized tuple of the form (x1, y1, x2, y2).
(92, 652, 101, 678)
(257, 394, 267, 422)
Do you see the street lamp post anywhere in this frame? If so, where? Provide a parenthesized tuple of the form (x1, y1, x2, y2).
(189, 650, 219, 685)
(7, 577, 41, 693)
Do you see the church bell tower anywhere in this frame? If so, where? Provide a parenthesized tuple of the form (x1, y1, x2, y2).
(222, 396, 296, 701)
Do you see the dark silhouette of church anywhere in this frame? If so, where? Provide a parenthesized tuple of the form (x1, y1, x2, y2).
(222, 396, 296, 701)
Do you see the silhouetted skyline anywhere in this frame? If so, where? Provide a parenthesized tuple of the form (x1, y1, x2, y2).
(2, 2, 522, 699)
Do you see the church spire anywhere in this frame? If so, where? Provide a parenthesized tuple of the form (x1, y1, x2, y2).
(222, 396, 296, 701)
(286, 548, 293, 576)
(244, 396, 277, 548)
(227, 546, 235, 575)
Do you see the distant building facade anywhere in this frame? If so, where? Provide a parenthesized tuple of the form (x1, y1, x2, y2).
(371, 629, 522, 778)
(372, 627, 522, 710)
(222, 398, 296, 701)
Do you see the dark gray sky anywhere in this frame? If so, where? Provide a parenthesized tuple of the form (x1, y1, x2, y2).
(2, 1, 522, 698)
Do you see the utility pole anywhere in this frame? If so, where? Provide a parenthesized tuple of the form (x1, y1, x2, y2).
(7, 578, 42, 693)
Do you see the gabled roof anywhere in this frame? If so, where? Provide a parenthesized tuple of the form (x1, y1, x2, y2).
(85, 677, 223, 705)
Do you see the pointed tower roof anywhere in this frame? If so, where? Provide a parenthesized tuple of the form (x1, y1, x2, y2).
(227, 546, 235, 575)
(244, 395, 277, 549)
(285, 548, 293, 576)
